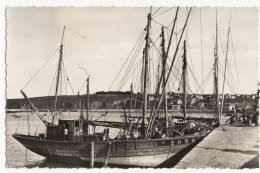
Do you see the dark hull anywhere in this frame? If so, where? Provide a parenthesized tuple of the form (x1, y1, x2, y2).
(13, 133, 206, 167)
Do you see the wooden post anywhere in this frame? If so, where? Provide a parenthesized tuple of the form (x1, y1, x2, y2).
(103, 142, 111, 167)
(90, 141, 95, 168)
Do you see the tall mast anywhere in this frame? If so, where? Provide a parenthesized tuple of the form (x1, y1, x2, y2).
(141, 9, 152, 135)
(182, 40, 187, 120)
(52, 26, 66, 123)
(214, 11, 220, 126)
(144, 8, 192, 138)
(86, 77, 90, 135)
(161, 27, 168, 128)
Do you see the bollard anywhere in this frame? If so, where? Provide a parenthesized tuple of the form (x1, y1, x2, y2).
(90, 141, 95, 168)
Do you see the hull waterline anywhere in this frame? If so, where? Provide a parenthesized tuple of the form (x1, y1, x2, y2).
(13, 133, 206, 167)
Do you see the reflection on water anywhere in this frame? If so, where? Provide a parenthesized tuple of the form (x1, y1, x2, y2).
(6, 110, 213, 168)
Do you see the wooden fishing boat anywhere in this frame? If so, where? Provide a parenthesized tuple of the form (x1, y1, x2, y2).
(13, 7, 220, 167)
(13, 131, 206, 167)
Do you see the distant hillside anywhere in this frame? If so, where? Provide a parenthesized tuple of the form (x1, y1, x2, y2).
(7, 91, 142, 110)
(6, 91, 258, 111)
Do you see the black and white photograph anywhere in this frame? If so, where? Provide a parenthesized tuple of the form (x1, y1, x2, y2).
(5, 6, 259, 169)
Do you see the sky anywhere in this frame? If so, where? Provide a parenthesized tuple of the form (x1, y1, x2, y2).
(6, 7, 258, 99)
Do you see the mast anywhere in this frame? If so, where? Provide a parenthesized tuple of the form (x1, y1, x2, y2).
(183, 40, 187, 120)
(52, 26, 66, 123)
(145, 8, 192, 138)
(161, 27, 168, 128)
(86, 76, 90, 135)
(141, 9, 152, 136)
(130, 83, 133, 119)
(214, 11, 220, 126)
(78, 92, 84, 120)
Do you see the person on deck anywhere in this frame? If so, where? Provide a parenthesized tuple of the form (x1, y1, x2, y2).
(152, 127, 162, 139)
(64, 128, 68, 141)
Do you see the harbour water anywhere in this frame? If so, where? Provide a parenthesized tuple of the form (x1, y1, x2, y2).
(6, 110, 214, 168)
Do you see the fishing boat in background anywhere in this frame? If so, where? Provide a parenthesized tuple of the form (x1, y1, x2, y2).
(13, 7, 221, 167)
(11, 114, 21, 119)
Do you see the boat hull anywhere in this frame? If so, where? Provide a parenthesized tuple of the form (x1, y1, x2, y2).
(13, 134, 205, 167)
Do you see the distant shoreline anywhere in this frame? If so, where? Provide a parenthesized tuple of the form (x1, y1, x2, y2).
(6, 108, 216, 114)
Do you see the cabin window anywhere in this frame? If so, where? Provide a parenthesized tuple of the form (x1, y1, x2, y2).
(75, 121, 79, 128)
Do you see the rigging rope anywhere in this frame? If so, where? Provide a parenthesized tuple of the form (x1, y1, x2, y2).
(230, 32, 241, 92)
(62, 61, 75, 95)
(151, 7, 162, 17)
(118, 38, 145, 90)
(201, 68, 214, 92)
(199, 8, 204, 92)
(98, 28, 146, 114)
(119, 58, 143, 91)
(108, 29, 146, 91)
(218, 28, 237, 93)
(66, 25, 86, 40)
(48, 64, 59, 96)
(22, 46, 60, 90)
(151, 18, 167, 28)
(153, 7, 175, 18)
(220, 10, 232, 115)
(78, 80, 87, 93)
(187, 64, 204, 94)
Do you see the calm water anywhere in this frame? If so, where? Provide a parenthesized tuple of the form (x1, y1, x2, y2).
(6, 110, 214, 168)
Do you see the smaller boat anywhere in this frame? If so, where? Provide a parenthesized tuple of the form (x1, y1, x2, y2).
(11, 114, 21, 118)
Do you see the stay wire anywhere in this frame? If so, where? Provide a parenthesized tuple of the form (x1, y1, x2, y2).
(151, 18, 167, 28)
(119, 58, 143, 91)
(200, 8, 204, 92)
(48, 64, 59, 96)
(187, 64, 204, 94)
(62, 61, 75, 95)
(99, 29, 146, 113)
(22, 46, 60, 90)
(151, 7, 162, 17)
(218, 30, 237, 93)
(230, 32, 241, 92)
(66, 25, 86, 40)
(153, 7, 175, 18)
(108, 29, 146, 91)
(118, 38, 145, 90)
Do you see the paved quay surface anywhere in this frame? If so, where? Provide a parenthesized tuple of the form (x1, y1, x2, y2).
(175, 125, 259, 168)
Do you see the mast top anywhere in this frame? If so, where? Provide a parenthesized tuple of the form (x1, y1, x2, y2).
(61, 25, 66, 45)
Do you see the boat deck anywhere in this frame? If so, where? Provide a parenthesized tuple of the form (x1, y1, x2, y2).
(175, 125, 259, 168)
